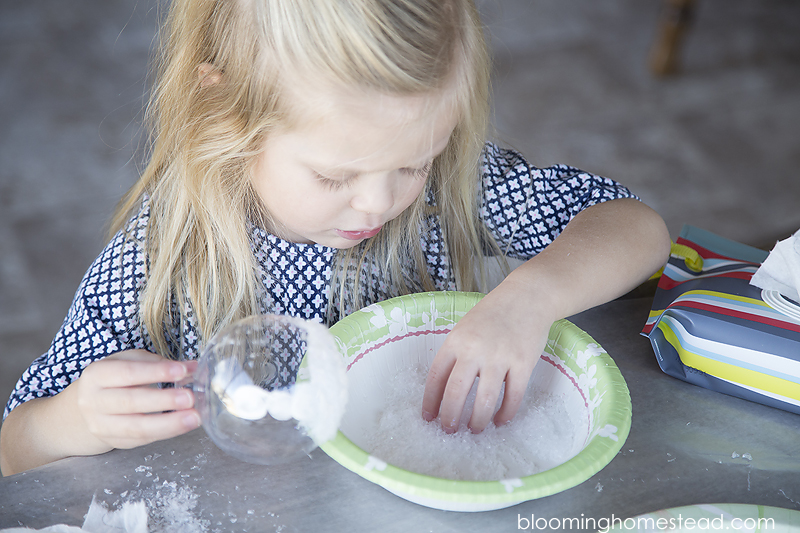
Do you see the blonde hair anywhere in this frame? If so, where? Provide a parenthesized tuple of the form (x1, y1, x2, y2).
(111, 0, 501, 359)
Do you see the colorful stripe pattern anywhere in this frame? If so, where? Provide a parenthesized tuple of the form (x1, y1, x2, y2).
(642, 225, 800, 415)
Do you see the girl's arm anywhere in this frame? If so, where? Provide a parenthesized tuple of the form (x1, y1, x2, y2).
(422, 197, 671, 433)
(0, 350, 201, 476)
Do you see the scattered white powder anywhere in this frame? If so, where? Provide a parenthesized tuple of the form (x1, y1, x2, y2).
(104, 480, 209, 533)
(364, 365, 579, 481)
(145, 482, 207, 533)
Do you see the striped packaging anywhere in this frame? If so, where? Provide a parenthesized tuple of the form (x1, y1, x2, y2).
(642, 225, 800, 414)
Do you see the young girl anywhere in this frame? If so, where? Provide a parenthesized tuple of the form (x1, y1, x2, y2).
(1, 0, 670, 475)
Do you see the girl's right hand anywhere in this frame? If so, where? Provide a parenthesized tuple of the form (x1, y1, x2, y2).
(73, 349, 201, 454)
(1, 349, 202, 475)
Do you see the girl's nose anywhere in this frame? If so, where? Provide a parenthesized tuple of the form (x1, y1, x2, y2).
(350, 174, 394, 216)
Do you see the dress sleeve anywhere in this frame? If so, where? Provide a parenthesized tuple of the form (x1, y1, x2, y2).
(3, 208, 152, 419)
(479, 142, 639, 260)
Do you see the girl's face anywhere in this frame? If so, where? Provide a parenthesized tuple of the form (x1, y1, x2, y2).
(251, 81, 459, 249)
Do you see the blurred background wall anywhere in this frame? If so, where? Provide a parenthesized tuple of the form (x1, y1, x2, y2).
(1, 0, 799, 409)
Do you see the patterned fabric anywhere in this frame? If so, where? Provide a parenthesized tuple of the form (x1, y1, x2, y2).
(5, 143, 636, 418)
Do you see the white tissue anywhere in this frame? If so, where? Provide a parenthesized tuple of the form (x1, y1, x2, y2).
(81, 497, 147, 533)
(750, 229, 800, 303)
(0, 496, 148, 533)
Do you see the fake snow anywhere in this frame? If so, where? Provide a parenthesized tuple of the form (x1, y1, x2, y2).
(143, 482, 208, 533)
(102, 479, 209, 533)
(364, 365, 580, 481)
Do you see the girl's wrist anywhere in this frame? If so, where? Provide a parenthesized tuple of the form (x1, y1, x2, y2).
(496, 261, 569, 324)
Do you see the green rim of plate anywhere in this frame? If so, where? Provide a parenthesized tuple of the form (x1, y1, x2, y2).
(318, 291, 631, 507)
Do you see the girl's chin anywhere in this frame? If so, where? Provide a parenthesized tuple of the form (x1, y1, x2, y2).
(328, 237, 367, 250)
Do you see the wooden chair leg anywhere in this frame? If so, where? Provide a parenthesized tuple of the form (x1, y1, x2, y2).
(649, 0, 696, 76)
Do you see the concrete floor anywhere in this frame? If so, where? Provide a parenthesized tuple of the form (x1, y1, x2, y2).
(1, 0, 799, 410)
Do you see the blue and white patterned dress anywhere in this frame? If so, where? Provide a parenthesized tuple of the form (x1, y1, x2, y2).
(4, 143, 636, 418)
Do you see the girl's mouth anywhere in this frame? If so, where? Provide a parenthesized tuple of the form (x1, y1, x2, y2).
(335, 227, 382, 240)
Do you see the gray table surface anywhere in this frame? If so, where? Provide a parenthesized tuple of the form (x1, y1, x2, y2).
(1, 296, 799, 532)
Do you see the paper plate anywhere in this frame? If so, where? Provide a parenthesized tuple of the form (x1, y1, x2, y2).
(319, 291, 631, 512)
(606, 503, 800, 532)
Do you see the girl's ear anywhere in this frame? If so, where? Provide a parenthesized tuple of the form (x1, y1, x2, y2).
(198, 63, 222, 87)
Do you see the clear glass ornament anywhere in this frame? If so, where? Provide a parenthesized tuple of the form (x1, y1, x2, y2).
(191, 315, 347, 465)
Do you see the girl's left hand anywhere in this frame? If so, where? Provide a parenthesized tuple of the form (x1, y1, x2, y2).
(421, 277, 554, 434)
(420, 199, 671, 433)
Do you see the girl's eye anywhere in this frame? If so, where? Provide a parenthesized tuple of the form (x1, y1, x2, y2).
(315, 161, 432, 190)
(403, 161, 433, 179)
(315, 174, 353, 191)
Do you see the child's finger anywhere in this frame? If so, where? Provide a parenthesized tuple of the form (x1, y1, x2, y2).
(493, 368, 531, 427)
(106, 349, 166, 363)
(421, 353, 457, 422)
(174, 360, 199, 388)
(467, 369, 505, 434)
(83, 357, 193, 389)
(94, 410, 201, 450)
(97, 386, 195, 416)
(437, 361, 478, 434)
